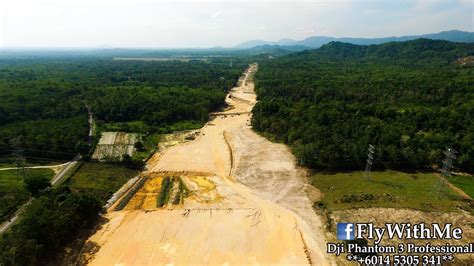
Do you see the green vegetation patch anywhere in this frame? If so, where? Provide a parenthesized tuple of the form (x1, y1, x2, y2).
(157, 176, 173, 207)
(0, 168, 54, 222)
(132, 133, 161, 162)
(99, 120, 151, 134)
(448, 174, 474, 199)
(164, 120, 204, 132)
(173, 177, 190, 205)
(67, 162, 138, 204)
(312, 171, 463, 212)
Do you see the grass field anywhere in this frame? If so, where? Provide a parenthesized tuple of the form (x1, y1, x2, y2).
(448, 174, 474, 198)
(0, 168, 54, 221)
(311, 171, 465, 212)
(132, 133, 161, 162)
(67, 162, 138, 204)
(99, 120, 203, 135)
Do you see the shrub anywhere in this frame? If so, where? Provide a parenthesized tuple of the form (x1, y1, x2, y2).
(157, 177, 173, 207)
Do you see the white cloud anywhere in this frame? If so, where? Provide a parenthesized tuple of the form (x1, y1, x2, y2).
(0, 0, 470, 48)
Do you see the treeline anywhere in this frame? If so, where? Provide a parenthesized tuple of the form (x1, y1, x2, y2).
(252, 39, 474, 172)
(0, 117, 89, 160)
(89, 86, 226, 126)
(0, 57, 247, 161)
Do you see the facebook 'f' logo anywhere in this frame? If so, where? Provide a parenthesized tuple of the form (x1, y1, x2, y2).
(337, 223, 354, 240)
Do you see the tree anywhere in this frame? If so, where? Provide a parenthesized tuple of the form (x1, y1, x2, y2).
(75, 140, 90, 155)
(24, 175, 50, 197)
(134, 141, 145, 151)
(252, 39, 474, 172)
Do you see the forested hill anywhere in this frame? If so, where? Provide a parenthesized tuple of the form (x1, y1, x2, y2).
(252, 39, 474, 172)
(291, 39, 473, 63)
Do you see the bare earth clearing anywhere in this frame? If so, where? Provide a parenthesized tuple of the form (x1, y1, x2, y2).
(83, 64, 332, 265)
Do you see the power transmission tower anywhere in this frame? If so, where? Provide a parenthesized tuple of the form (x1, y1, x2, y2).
(364, 144, 375, 181)
(9, 137, 27, 180)
(434, 147, 457, 196)
(441, 148, 457, 178)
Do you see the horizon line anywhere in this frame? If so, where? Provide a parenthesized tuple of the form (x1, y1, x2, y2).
(0, 29, 471, 50)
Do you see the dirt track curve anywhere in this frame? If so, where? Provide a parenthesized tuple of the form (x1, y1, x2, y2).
(84, 64, 332, 265)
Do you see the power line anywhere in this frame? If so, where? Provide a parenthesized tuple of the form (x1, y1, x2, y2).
(9, 137, 28, 180)
(2, 149, 76, 155)
(0, 141, 82, 150)
(0, 154, 72, 161)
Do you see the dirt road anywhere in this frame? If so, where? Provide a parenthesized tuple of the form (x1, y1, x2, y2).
(85, 64, 331, 265)
(0, 162, 68, 172)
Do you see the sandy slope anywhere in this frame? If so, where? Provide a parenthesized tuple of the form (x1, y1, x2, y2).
(85, 64, 331, 265)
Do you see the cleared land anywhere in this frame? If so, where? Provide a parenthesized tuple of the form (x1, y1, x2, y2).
(83, 64, 331, 265)
(0, 168, 54, 222)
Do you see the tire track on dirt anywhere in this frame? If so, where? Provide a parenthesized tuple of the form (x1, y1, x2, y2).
(223, 131, 234, 177)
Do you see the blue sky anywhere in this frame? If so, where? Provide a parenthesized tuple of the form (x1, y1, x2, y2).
(0, 0, 472, 48)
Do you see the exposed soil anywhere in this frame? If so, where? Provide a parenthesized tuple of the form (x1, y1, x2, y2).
(448, 182, 472, 200)
(228, 127, 329, 263)
(82, 64, 332, 265)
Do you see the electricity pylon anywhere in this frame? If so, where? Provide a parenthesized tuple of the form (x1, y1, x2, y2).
(364, 144, 375, 181)
(441, 148, 457, 178)
(9, 137, 27, 180)
(434, 147, 457, 196)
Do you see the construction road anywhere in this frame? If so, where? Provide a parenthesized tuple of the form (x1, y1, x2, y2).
(84, 64, 332, 265)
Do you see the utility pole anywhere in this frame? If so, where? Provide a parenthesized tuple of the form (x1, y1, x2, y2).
(364, 144, 375, 181)
(434, 147, 457, 196)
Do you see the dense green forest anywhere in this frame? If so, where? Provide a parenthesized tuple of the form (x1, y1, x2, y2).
(0, 187, 102, 265)
(252, 39, 474, 172)
(0, 58, 246, 162)
(0, 54, 248, 265)
(0, 161, 140, 265)
(0, 168, 54, 222)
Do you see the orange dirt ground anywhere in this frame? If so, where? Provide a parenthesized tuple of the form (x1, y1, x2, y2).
(83, 64, 332, 265)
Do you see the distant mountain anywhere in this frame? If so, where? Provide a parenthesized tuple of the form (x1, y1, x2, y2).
(288, 39, 474, 65)
(234, 38, 297, 49)
(246, 44, 308, 55)
(235, 30, 474, 49)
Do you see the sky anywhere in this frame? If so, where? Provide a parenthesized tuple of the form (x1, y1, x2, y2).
(0, 0, 472, 48)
